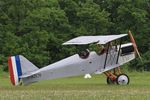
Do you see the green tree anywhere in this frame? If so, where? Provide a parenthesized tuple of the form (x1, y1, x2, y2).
(0, 0, 150, 71)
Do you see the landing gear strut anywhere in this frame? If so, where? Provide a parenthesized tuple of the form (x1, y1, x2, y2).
(104, 67, 129, 85)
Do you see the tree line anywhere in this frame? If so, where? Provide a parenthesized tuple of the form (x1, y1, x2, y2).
(0, 0, 150, 71)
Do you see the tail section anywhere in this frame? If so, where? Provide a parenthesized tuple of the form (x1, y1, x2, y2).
(8, 55, 39, 86)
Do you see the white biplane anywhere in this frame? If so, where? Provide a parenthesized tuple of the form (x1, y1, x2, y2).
(8, 31, 141, 86)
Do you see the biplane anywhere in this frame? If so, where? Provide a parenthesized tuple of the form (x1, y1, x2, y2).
(8, 31, 141, 86)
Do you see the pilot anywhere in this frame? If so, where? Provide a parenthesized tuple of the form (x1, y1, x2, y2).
(96, 44, 102, 54)
(99, 45, 106, 55)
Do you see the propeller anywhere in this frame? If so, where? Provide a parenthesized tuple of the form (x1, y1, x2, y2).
(128, 30, 142, 62)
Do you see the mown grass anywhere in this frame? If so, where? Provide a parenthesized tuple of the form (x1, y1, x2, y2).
(0, 71, 150, 100)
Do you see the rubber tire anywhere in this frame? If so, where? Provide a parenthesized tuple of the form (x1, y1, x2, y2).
(116, 74, 129, 85)
(107, 77, 116, 85)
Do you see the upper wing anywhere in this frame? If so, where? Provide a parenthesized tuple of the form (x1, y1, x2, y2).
(62, 34, 127, 45)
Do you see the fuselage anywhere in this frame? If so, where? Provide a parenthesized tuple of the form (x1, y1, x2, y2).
(22, 43, 135, 85)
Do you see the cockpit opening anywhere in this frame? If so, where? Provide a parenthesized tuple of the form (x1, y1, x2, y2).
(78, 49, 90, 59)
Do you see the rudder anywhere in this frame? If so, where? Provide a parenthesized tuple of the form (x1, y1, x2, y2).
(8, 55, 39, 86)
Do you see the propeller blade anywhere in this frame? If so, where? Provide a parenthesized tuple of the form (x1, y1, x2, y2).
(128, 30, 142, 61)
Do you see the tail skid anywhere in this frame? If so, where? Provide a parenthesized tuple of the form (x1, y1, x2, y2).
(8, 55, 39, 86)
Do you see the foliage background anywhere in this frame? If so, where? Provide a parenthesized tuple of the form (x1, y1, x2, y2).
(0, 0, 150, 71)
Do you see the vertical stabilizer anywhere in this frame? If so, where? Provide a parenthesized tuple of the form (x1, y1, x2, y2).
(8, 55, 39, 86)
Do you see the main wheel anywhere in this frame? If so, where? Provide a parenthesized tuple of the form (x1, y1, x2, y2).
(107, 77, 116, 85)
(116, 74, 129, 85)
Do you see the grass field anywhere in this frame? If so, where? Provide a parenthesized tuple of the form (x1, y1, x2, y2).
(0, 71, 150, 100)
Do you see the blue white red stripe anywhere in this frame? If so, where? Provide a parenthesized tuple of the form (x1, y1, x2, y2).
(8, 55, 22, 86)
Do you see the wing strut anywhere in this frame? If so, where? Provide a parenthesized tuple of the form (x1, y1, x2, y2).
(116, 38, 122, 64)
(103, 42, 110, 69)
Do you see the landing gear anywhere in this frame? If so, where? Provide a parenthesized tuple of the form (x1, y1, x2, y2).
(104, 67, 129, 85)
